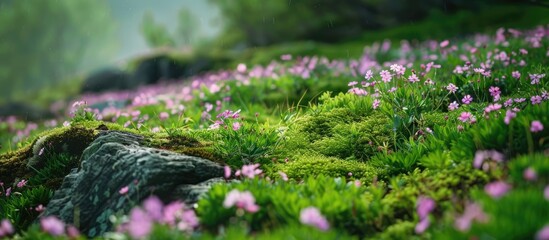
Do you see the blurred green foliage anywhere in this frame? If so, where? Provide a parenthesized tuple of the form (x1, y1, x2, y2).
(0, 0, 116, 101)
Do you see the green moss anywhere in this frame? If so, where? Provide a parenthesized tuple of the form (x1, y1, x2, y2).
(272, 153, 382, 184)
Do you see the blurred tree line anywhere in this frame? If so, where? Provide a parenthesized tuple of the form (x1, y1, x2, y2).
(206, 0, 540, 48)
(140, 8, 198, 48)
(0, 0, 116, 100)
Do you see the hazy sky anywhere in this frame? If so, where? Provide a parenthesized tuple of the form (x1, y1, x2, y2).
(107, 0, 221, 61)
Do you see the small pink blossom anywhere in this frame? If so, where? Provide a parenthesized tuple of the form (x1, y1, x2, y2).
(159, 112, 169, 121)
(364, 70, 373, 80)
(40, 216, 65, 236)
(240, 163, 262, 179)
(489, 86, 501, 97)
(536, 225, 549, 240)
(279, 171, 288, 181)
(531, 95, 542, 105)
(223, 189, 260, 213)
(529, 73, 545, 85)
(462, 95, 473, 104)
(448, 101, 459, 111)
(504, 109, 516, 125)
(35, 204, 45, 212)
(454, 202, 488, 232)
(380, 70, 392, 83)
(440, 40, 450, 48)
(232, 122, 241, 131)
(0, 219, 14, 238)
(484, 181, 511, 199)
(544, 185, 549, 201)
(119, 186, 129, 195)
(458, 112, 472, 123)
(224, 166, 231, 179)
(16, 179, 28, 188)
(473, 150, 505, 169)
(300, 207, 330, 231)
(446, 83, 458, 94)
(128, 208, 153, 238)
(372, 99, 380, 109)
(280, 54, 292, 61)
(237, 63, 247, 73)
(415, 218, 430, 234)
(512, 71, 521, 79)
(417, 196, 436, 220)
(348, 81, 358, 87)
(531, 120, 544, 132)
(143, 196, 164, 221)
(408, 73, 420, 83)
(523, 167, 538, 181)
(66, 225, 80, 238)
(5, 187, 11, 197)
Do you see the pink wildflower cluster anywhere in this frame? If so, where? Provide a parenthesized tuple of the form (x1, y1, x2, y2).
(415, 196, 436, 234)
(299, 207, 330, 231)
(118, 196, 199, 238)
(225, 163, 264, 179)
(473, 149, 505, 169)
(223, 189, 260, 213)
(37, 216, 80, 238)
(454, 202, 488, 232)
(0, 219, 14, 238)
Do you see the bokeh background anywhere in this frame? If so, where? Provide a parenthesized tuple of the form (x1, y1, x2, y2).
(0, 0, 548, 118)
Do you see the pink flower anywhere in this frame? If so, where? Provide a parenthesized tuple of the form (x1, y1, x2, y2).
(16, 179, 28, 188)
(279, 171, 289, 181)
(232, 122, 241, 131)
(448, 101, 459, 111)
(5, 187, 11, 197)
(223, 189, 260, 213)
(119, 186, 129, 195)
(446, 83, 458, 94)
(417, 196, 436, 220)
(489, 86, 501, 97)
(531, 120, 544, 132)
(536, 225, 549, 240)
(408, 73, 420, 83)
(364, 70, 373, 80)
(348, 81, 358, 87)
(35, 204, 45, 212)
(415, 218, 430, 234)
(380, 70, 392, 83)
(473, 150, 505, 169)
(40, 216, 65, 236)
(484, 181, 511, 199)
(544, 185, 549, 201)
(454, 202, 488, 232)
(300, 207, 330, 231)
(224, 166, 231, 179)
(523, 167, 538, 181)
(0, 219, 14, 238)
(128, 208, 153, 238)
(163, 201, 184, 226)
(390, 64, 406, 75)
(440, 40, 450, 48)
(529, 73, 545, 85)
(512, 71, 521, 79)
(458, 112, 472, 123)
(531, 95, 542, 105)
(240, 163, 263, 179)
(159, 112, 169, 121)
(462, 95, 473, 104)
(237, 63, 247, 73)
(143, 196, 164, 221)
(504, 109, 516, 125)
(177, 210, 199, 231)
(280, 54, 292, 61)
(372, 99, 380, 109)
(66, 225, 80, 238)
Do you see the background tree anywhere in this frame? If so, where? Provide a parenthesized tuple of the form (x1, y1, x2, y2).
(141, 12, 176, 48)
(0, 0, 116, 101)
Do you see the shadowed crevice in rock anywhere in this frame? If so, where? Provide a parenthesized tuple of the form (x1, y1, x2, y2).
(43, 131, 224, 237)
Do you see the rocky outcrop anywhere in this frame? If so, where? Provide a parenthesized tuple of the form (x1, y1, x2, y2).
(80, 68, 133, 93)
(43, 131, 224, 237)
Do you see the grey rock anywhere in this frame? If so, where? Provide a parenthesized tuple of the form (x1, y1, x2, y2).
(43, 131, 224, 237)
